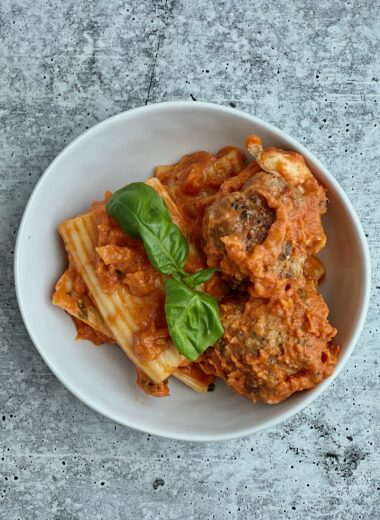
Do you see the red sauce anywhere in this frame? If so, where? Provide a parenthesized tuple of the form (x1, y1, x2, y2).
(177, 362, 216, 387)
(136, 368, 169, 397)
(72, 317, 114, 345)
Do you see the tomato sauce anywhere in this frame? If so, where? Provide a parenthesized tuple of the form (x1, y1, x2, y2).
(72, 317, 114, 345)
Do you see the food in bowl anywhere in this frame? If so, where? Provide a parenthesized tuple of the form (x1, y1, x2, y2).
(52, 135, 339, 404)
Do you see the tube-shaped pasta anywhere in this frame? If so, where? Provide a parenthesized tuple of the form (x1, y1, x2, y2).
(53, 267, 212, 392)
(58, 207, 183, 383)
(53, 269, 112, 337)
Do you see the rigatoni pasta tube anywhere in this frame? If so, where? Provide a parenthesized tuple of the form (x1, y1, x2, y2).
(53, 269, 212, 392)
(58, 207, 183, 384)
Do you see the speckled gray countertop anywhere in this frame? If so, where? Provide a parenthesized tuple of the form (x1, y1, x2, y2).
(1, 1, 379, 518)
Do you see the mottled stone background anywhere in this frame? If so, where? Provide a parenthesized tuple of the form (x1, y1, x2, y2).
(1, 0, 379, 518)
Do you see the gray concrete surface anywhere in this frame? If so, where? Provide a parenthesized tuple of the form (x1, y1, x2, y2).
(1, 1, 379, 518)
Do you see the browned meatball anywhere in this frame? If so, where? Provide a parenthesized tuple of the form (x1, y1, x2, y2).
(202, 170, 327, 296)
(202, 191, 275, 282)
(199, 279, 339, 404)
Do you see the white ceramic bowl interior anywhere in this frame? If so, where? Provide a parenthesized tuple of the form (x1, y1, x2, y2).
(15, 102, 370, 441)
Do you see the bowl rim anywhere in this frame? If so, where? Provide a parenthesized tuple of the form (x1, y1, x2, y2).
(14, 100, 371, 441)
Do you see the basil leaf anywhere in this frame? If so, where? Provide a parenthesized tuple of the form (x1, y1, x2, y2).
(184, 268, 217, 288)
(107, 183, 189, 275)
(165, 278, 224, 361)
(107, 182, 224, 361)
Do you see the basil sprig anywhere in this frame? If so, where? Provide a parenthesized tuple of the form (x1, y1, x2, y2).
(107, 183, 224, 361)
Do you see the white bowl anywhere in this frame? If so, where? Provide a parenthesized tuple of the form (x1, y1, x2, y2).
(15, 101, 371, 441)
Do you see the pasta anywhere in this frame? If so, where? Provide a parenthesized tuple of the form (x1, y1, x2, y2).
(53, 268, 213, 392)
(57, 207, 183, 383)
(53, 269, 111, 337)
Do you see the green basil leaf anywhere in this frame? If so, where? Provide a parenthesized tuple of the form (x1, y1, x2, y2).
(165, 278, 224, 361)
(107, 182, 224, 361)
(107, 183, 189, 275)
(184, 268, 217, 288)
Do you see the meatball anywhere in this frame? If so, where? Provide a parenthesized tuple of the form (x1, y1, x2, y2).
(199, 279, 339, 404)
(202, 190, 275, 281)
(202, 170, 327, 296)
